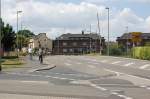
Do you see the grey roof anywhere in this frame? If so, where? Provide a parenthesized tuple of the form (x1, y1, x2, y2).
(32, 33, 47, 40)
(56, 33, 102, 40)
(117, 33, 150, 40)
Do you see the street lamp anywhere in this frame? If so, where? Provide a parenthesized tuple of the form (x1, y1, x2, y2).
(106, 7, 110, 56)
(97, 12, 102, 55)
(16, 10, 22, 56)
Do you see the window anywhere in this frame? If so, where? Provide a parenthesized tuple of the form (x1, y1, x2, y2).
(69, 49, 73, 52)
(63, 42, 67, 46)
(63, 49, 67, 53)
(83, 42, 87, 46)
(73, 42, 77, 46)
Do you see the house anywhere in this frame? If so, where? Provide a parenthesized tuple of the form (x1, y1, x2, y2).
(117, 32, 150, 49)
(28, 33, 52, 52)
(52, 32, 105, 55)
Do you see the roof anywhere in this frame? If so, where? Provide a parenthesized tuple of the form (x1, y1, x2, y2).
(56, 33, 103, 40)
(117, 33, 150, 40)
(32, 33, 47, 40)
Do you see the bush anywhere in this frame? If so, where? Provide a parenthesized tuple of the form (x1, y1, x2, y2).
(2, 56, 18, 59)
(132, 47, 150, 60)
(110, 47, 122, 56)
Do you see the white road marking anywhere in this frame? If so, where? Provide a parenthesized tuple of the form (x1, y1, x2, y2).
(7, 72, 76, 81)
(39, 72, 90, 77)
(123, 63, 134, 67)
(111, 92, 133, 99)
(140, 85, 147, 88)
(91, 62, 99, 65)
(101, 60, 108, 63)
(20, 81, 49, 84)
(111, 61, 122, 64)
(105, 69, 121, 76)
(139, 64, 150, 69)
(90, 83, 107, 91)
(147, 87, 150, 90)
(64, 63, 72, 66)
(76, 62, 82, 65)
(105, 68, 150, 91)
(88, 65, 96, 69)
(111, 92, 119, 95)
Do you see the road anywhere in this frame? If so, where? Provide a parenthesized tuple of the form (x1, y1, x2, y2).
(0, 55, 150, 99)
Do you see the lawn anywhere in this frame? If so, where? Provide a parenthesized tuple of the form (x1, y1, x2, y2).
(1, 57, 25, 69)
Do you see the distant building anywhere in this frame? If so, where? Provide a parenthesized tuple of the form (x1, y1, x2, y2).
(117, 33, 150, 49)
(53, 32, 105, 55)
(28, 33, 52, 52)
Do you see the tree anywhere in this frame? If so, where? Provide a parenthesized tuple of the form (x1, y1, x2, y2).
(18, 29, 35, 38)
(2, 23, 16, 52)
(17, 29, 35, 49)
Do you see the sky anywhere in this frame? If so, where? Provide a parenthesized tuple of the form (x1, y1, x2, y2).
(2, 0, 150, 41)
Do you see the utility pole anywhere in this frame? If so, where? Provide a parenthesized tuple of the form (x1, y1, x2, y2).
(126, 26, 129, 55)
(97, 12, 102, 55)
(0, 0, 2, 71)
(90, 24, 92, 54)
(106, 7, 110, 56)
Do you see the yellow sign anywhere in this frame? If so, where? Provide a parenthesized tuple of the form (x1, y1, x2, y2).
(131, 32, 142, 42)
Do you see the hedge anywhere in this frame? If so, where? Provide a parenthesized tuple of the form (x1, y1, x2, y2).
(132, 47, 150, 60)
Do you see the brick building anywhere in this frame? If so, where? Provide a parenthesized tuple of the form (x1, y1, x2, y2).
(53, 33, 105, 55)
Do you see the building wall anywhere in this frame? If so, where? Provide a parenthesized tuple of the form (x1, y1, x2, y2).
(53, 39, 105, 55)
(28, 33, 52, 51)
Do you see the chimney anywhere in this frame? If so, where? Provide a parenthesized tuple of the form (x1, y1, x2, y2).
(82, 30, 84, 35)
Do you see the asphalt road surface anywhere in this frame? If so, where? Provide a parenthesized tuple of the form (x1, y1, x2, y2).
(0, 55, 150, 99)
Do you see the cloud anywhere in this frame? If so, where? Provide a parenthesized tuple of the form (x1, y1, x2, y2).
(130, 0, 150, 3)
(2, 0, 150, 41)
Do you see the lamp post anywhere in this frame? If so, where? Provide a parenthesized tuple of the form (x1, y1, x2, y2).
(97, 12, 102, 55)
(106, 7, 110, 56)
(16, 10, 22, 56)
(0, 0, 2, 71)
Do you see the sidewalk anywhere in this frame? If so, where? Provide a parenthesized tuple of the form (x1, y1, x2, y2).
(3, 55, 55, 73)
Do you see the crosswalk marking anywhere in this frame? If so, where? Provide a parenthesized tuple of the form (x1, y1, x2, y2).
(139, 64, 150, 69)
(123, 63, 134, 67)
(76, 62, 82, 65)
(111, 61, 121, 64)
(88, 65, 96, 68)
(20, 81, 49, 84)
(101, 60, 107, 63)
(65, 63, 72, 66)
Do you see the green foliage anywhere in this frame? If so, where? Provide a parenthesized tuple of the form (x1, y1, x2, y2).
(109, 44, 122, 56)
(1, 22, 16, 51)
(132, 47, 150, 60)
(144, 42, 150, 46)
(17, 29, 35, 49)
(2, 56, 18, 59)
(18, 30, 35, 38)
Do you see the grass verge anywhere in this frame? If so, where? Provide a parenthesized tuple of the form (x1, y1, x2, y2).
(1, 58, 25, 69)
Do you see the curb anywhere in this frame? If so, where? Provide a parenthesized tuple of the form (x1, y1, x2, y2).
(36, 65, 56, 71)
(28, 65, 56, 73)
